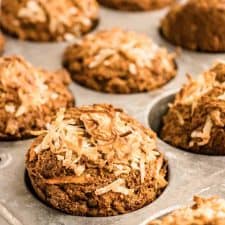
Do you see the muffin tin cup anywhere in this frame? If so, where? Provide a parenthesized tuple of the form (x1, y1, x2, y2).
(1, 5, 225, 225)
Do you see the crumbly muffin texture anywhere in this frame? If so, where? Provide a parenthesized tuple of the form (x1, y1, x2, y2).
(63, 28, 177, 94)
(0, 0, 99, 42)
(161, 62, 225, 155)
(149, 196, 225, 225)
(0, 56, 74, 140)
(160, 0, 225, 52)
(26, 104, 168, 216)
(98, 0, 175, 11)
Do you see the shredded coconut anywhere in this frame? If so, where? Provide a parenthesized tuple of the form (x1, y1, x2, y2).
(85, 29, 160, 70)
(18, 0, 46, 23)
(190, 116, 213, 146)
(95, 178, 133, 195)
(0, 57, 59, 117)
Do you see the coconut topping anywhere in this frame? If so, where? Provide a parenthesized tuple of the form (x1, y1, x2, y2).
(149, 196, 225, 225)
(190, 116, 213, 147)
(173, 72, 218, 111)
(169, 62, 225, 147)
(95, 178, 133, 196)
(33, 104, 164, 195)
(17, 0, 98, 38)
(0, 56, 59, 117)
(18, 0, 46, 23)
(79, 29, 164, 72)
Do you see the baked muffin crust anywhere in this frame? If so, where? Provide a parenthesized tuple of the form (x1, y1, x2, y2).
(160, 0, 225, 52)
(0, 56, 74, 140)
(63, 28, 177, 94)
(0, 0, 99, 42)
(161, 62, 225, 155)
(97, 0, 175, 11)
(149, 196, 225, 225)
(26, 104, 168, 216)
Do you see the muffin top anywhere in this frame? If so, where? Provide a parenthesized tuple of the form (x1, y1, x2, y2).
(0, 56, 74, 139)
(149, 196, 225, 225)
(63, 28, 177, 93)
(1, 0, 99, 41)
(30, 104, 165, 189)
(161, 62, 225, 154)
(160, 0, 225, 52)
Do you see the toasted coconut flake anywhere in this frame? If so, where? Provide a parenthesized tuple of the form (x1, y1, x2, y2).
(64, 33, 76, 42)
(173, 109, 184, 125)
(29, 130, 47, 136)
(218, 93, 225, 100)
(190, 116, 213, 146)
(5, 104, 15, 113)
(18, 0, 46, 23)
(210, 110, 224, 127)
(89, 49, 116, 68)
(129, 63, 137, 75)
(113, 164, 131, 176)
(95, 178, 133, 195)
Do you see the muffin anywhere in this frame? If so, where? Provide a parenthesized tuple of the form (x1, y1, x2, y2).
(0, 34, 5, 54)
(97, 0, 175, 11)
(26, 104, 168, 216)
(0, 0, 99, 42)
(63, 28, 177, 94)
(160, 0, 225, 52)
(149, 196, 225, 225)
(161, 62, 225, 155)
(0, 56, 74, 140)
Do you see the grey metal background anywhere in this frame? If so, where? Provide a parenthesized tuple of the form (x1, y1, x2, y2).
(1, 5, 225, 225)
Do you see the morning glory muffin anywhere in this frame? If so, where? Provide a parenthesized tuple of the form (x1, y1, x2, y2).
(160, 0, 225, 52)
(26, 104, 168, 216)
(161, 62, 225, 155)
(63, 28, 177, 94)
(97, 0, 175, 11)
(0, 0, 99, 42)
(149, 196, 225, 225)
(0, 56, 74, 140)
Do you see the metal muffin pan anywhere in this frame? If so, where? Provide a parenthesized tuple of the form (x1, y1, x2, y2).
(1, 5, 225, 225)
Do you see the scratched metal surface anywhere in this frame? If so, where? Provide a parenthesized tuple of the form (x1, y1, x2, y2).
(1, 5, 225, 225)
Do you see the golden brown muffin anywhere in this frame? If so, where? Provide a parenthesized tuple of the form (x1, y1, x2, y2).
(161, 62, 225, 155)
(0, 0, 99, 42)
(98, 0, 175, 11)
(0, 34, 5, 54)
(26, 104, 168, 216)
(149, 196, 225, 225)
(63, 28, 177, 94)
(160, 0, 225, 52)
(0, 56, 74, 140)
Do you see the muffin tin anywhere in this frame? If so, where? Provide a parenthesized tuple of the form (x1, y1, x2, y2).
(1, 5, 225, 225)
